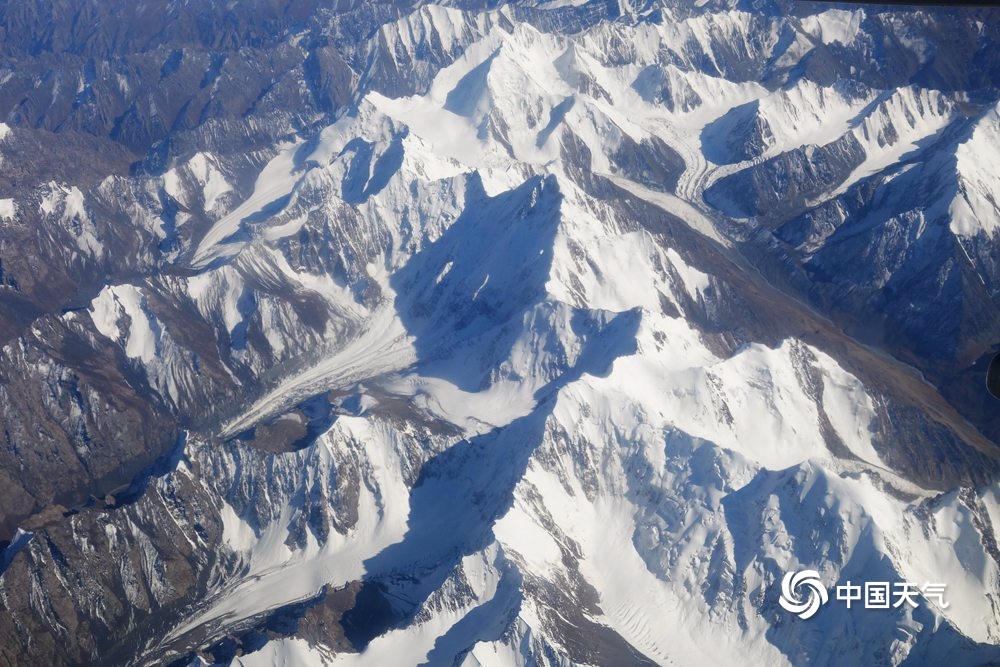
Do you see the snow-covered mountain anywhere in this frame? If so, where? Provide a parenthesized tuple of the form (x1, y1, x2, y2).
(1, 1, 1000, 665)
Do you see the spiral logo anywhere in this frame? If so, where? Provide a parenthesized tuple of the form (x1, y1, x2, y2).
(779, 570, 828, 619)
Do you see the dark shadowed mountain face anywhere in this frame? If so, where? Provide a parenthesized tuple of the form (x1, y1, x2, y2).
(1, 1, 1000, 665)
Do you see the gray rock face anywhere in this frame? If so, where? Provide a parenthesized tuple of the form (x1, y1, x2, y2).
(1, 1, 1000, 666)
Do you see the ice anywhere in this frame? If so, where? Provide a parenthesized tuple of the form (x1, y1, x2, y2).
(189, 140, 303, 269)
(219, 308, 413, 439)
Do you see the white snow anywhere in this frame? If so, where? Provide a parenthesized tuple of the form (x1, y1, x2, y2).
(219, 308, 412, 438)
(799, 9, 864, 47)
(758, 79, 873, 157)
(383, 373, 538, 434)
(189, 141, 302, 269)
(119, 5, 1000, 664)
(0, 198, 15, 220)
(170, 419, 414, 643)
(232, 638, 331, 666)
(951, 104, 1000, 237)
(89, 284, 158, 364)
(189, 152, 233, 212)
(831, 87, 953, 200)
